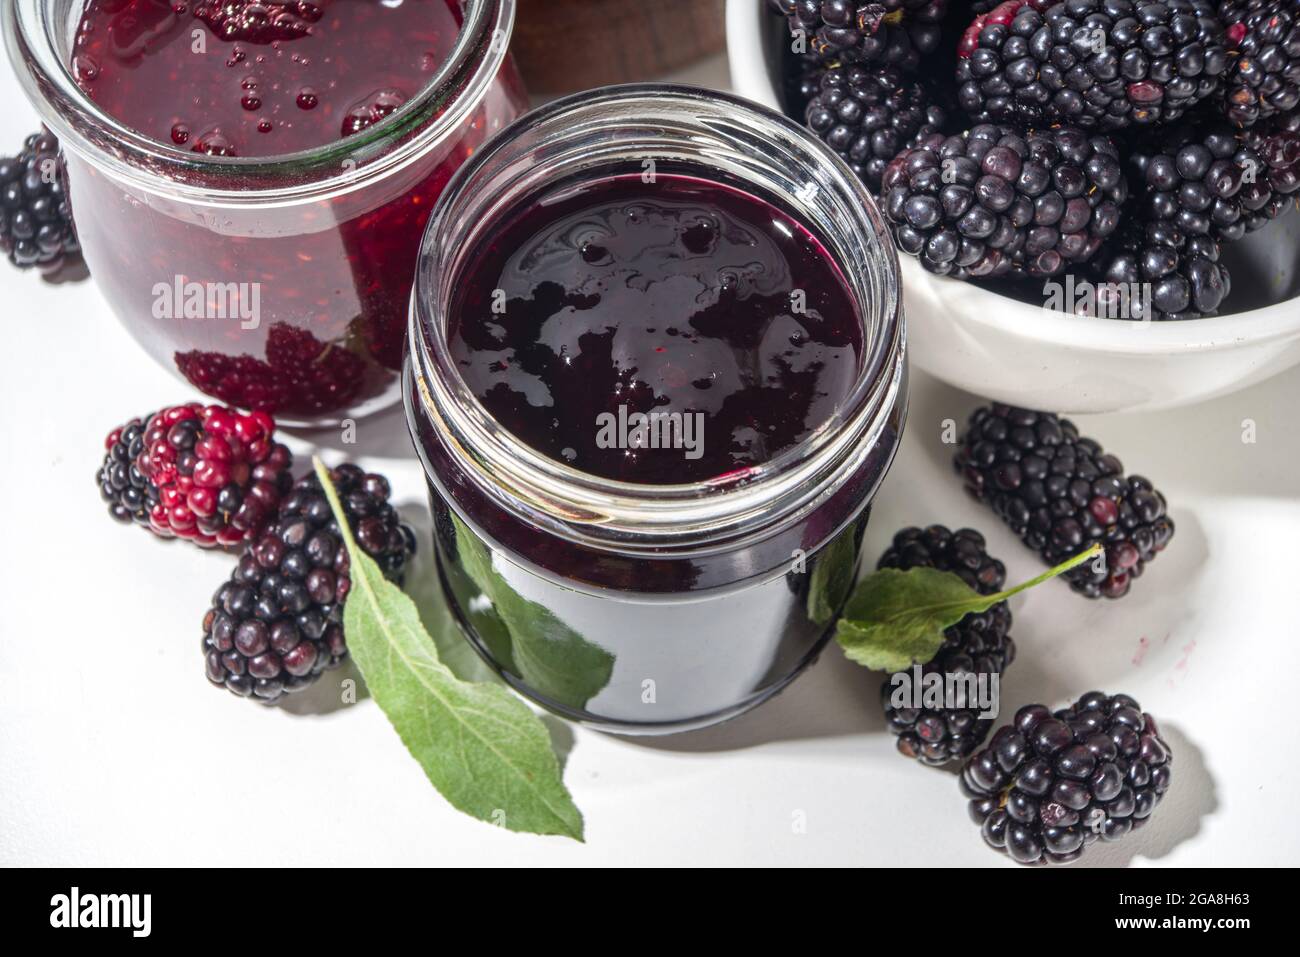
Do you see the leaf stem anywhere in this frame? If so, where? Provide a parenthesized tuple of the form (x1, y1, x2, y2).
(971, 543, 1103, 612)
(313, 456, 363, 555)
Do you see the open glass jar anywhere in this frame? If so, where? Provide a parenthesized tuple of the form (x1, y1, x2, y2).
(407, 85, 907, 734)
(4, 0, 526, 424)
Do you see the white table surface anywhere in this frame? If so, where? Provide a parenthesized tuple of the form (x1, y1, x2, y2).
(2, 48, 1296, 869)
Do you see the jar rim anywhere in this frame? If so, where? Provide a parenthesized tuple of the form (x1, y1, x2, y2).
(408, 83, 906, 549)
(1, 0, 515, 205)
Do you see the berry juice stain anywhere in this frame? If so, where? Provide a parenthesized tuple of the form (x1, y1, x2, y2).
(449, 174, 864, 484)
(72, 0, 463, 157)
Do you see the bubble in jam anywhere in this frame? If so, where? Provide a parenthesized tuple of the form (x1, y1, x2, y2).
(447, 173, 865, 485)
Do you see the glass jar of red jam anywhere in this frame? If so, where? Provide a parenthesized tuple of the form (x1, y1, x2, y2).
(407, 86, 907, 734)
(5, 0, 526, 423)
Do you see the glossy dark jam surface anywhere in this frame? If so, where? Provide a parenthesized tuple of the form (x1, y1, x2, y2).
(73, 0, 462, 157)
(448, 174, 864, 484)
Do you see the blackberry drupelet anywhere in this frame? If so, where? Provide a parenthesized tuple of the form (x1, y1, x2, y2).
(805, 64, 947, 192)
(98, 413, 159, 529)
(0, 131, 80, 272)
(133, 403, 295, 547)
(961, 691, 1173, 864)
(954, 404, 1175, 598)
(771, 1, 950, 71)
(880, 122, 1126, 278)
(1219, 0, 1300, 127)
(957, 0, 1230, 130)
(203, 464, 416, 703)
(878, 526, 1016, 766)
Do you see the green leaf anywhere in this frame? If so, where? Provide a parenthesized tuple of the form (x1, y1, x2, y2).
(451, 513, 614, 712)
(835, 543, 1103, 673)
(313, 459, 585, 842)
(807, 526, 861, 626)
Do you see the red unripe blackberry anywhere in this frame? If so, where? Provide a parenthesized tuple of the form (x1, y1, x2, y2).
(98, 402, 294, 548)
(954, 404, 1175, 599)
(203, 464, 416, 703)
(878, 526, 1016, 766)
(174, 322, 369, 418)
(961, 691, 1173, 865)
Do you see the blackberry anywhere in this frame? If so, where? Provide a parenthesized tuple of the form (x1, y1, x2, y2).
(203, 464, 416, 703)
(878, 526, 1016, 766)
(97, 413, 159, 528)
(772, 1, 950, 71)
(1094, 221, 1231, 318)
(174, 321, 369, 417)
(1219, 0, 1300, 127)
(954, 404, 1175, 599)
(129, 403, 294, 547)
(0, 131, 80, 273)
(1128, 117, 1289, 245)
(880, 122, 1126, 278)
(1242, 109, 1300, 207)
(961, 692, 1173, 864)
(805, 64, 948, 192)
(957, 0, 1231, 130)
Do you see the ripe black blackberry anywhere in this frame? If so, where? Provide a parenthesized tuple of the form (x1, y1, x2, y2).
(956, 0, 1231, 130)
(1128, 118, 1287, 246)
(202, 464, 416, 703)
(954, 404, 1175, 599)
(1242, 110, 1300, 210)
(961, 692, 1173, 864)
(0, 131, 80, 272)
(770, 1, 950, 71)
(878, 526, 1016, 766)
(98, 413, 159, 528)
(805, 64, 947, 192)
(880, 123, 1126, 278)
(1219, 0, 1300, 127)
(1094, 221, 1231, 318)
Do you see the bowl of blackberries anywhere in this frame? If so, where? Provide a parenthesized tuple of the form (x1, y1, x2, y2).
(728, 1, 1300, 412)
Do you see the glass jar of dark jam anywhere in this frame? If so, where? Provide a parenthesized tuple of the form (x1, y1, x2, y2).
(406, 86, 907, 734)
(5, 0, 525, 424)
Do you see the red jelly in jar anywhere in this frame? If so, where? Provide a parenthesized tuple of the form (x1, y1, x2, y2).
(7, 0, 526, 422)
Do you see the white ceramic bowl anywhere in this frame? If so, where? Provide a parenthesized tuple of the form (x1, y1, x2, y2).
(726, 0, 1300, 413)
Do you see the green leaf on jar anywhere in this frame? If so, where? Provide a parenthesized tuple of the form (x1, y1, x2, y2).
(313, 459, 585, 842)
(806, 526, 861, 626)
(451, 513, 615, 713)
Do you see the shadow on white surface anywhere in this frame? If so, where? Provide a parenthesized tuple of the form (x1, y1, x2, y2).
(276, 658, 369, 717)
(1076, 722, 1217, 867)
(624, 641, 887, 752)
